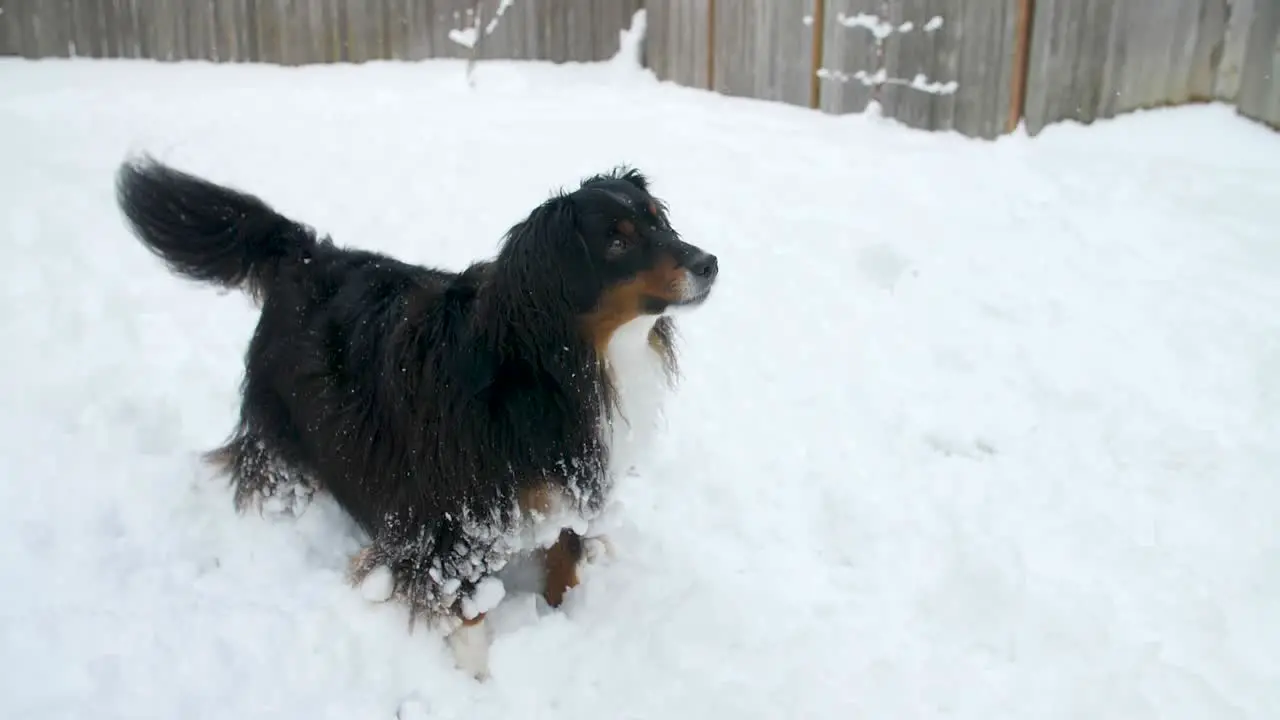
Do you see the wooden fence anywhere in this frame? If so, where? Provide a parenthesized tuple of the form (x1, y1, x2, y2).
(647, 0, 1280, 138)
(0, 1, 644, 64)
(2, 0, 1278, 137)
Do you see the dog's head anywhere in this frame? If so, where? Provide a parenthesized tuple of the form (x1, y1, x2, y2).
(573, 168, 718, 319)
(495, 168, 718, 347)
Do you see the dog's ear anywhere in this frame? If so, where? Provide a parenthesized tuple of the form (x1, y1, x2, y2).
(495, 195, 597, 315)
(474, 194, 600, 391)
(466, 195, 601, 401)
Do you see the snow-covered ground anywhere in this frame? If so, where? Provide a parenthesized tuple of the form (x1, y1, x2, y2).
(2, 32, 1279, 720)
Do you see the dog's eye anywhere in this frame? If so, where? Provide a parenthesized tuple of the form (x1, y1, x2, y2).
(610, 219, 636, 255)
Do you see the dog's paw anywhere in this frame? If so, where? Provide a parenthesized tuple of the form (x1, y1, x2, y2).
(249, 481, 315, 520)
(582, 535, 615, 564)
(447, 620, 491, 681)
(358, 565, 396, 603)
(263, 489, 313, 519)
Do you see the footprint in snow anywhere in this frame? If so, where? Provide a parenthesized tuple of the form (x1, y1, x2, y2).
(856, 243, 912, 292)
(925, 433, 997, 460)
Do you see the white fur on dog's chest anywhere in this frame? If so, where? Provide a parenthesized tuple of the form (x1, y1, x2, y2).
(601, 314, 670, 478)
(505, 315, 670, 554)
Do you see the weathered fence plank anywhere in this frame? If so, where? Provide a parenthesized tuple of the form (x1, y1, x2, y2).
(96, 0, 119, 58)
(17, 0, 72, 58)
(69, 0, 101, 57)
(644, 0, 712, 89)
(384, 0, 412, 60)
(817, 0, 886, 116)
(1023, 0, 1233, 136)
(1186, 0, 1229, 101)
(881, 0, 1020, 138)
(267, 0, 314, 65)
(817, 0, 1022, 138)
(399, 0, 434, 59)
(545, 0, 575, 63)
(183, 0, 214, 62)
(0, 1, 18, 56)
(211, 0, 249, 62)
(712, 0, 817, 108)
(482, 0, 545, 61)
(341, 0, 383, 63)
(113, 0, 144, 59)
(424, 0, 467, 60)
(1215, 0, 1255, 100)
(429, 0, 548, 63)
(254, 0, 284, 65)
(881, 1, 958, 132)
(1024, 0, 1108, 133)
(1236, 0, 1280, 129)
(593, 0, 643, 61)
(2, 0, 25, 57)
(144, 0, 181, 62)
(0, 1, 21, 56)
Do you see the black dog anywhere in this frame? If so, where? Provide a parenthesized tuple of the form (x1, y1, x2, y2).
(114, 156, 718, 678)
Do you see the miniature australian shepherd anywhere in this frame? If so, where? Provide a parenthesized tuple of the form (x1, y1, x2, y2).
(113, 155, 718, 679)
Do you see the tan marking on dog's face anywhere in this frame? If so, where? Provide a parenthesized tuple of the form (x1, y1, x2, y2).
(582, 254, 687, 353)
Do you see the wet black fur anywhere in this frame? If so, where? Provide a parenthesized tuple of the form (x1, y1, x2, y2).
(114, 156, 699, 622)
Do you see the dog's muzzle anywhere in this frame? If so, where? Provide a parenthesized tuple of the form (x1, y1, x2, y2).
(672, 245, 718, 306)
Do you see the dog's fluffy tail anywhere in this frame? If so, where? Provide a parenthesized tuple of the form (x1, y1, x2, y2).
(115, 155, 318, 300)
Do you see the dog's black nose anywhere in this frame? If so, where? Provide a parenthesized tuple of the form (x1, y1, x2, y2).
(688, 252, 718, 281)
